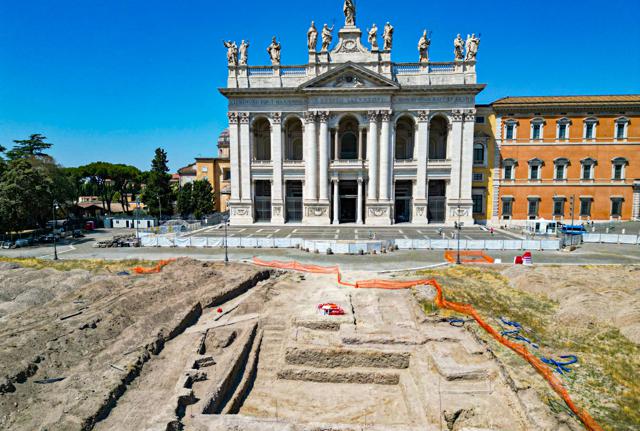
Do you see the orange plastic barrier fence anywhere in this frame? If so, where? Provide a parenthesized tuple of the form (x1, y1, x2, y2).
(444, 250, 495, 264)
(251, 256, 603, 431)
(131, 259, 175, 274)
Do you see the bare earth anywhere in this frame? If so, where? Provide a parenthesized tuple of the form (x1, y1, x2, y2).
(1, 259, 637, 430)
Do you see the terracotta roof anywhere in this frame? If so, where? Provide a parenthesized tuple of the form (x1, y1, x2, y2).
(492, 95, 640, 110)
(177, 164, 197, 175)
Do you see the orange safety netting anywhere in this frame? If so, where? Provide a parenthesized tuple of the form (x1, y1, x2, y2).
(444, 250, 495, 264)
(251, 256, 603, 431)
(131, 259, 175, 274)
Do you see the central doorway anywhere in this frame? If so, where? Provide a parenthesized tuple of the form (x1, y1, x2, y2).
(338, 181, 357, 223)
(428, 180, 446, 223)
(394, 180, 412, 223)
(254, 180, 272, 222)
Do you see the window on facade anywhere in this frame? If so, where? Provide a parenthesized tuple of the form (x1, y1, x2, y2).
(429, 116, 448, 159)
(253, 118, 272, 161)
(531, 119, 544, 140)
(476, 116, 485, 124)
(611, 198, 623, 217)
(284, 117, 303, 161)
(554, 158, 569, 180)
(584, 118, 597, 139)
(201, 166, 209, 173)
(581, 158, 596, 180)
(502, 199, 513, 216)
(223, 170, 231, 181)
(473, 143, 485, 165)
(580, 198, 592, 217)
(472, 192, 484, 214)
(556, 118, 571, 140)
(612, 158, 627, 180)
(615, 118, 628, 140)
(528, 159, 543, 180)
(553, 199, 565, 217)
(528, 199, 540, 217)
(504, 165, 513, 180)
(506, 123, 515, 140)
(395, 117, 415, 160)
(472, 173, 484, 182)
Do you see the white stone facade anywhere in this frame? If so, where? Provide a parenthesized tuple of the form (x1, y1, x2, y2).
(221, 10, 483, 226)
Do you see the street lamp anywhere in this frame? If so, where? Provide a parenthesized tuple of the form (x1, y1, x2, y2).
(456, 202, 462, 265)
(52, 200, 59, 261)
(157, 196, 162, 226)
(223, 215, 229, 264)
(135, 200, 140, 240)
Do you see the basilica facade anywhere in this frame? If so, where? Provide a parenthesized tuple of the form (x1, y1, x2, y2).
(221, 3, 483, 226)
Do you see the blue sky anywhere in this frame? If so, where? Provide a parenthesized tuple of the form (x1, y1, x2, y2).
(1, 0, 639, 172)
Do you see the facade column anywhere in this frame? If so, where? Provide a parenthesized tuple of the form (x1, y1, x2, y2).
(228, 112, 240, 202)
(239, 113, 252, 202)
(357, 178, 364, 224)
(413, 110, 430, 224)
(304, 111, 318, 201)
(334, 129, 339, 160)
(318, 112, 330, 202)
(270, 112, 284, 224)
(633, 182, 640, 221)
(366, 111, 379, 201)
(446, 109, 474, 225)
(332, 179, 340, 225)
(358, 128, 364, 160)
(379, 110, 392, 201)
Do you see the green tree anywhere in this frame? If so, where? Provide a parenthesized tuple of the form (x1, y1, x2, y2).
(0, 159, 52, 235)
(6, 134, 52, 160)
(0, 144, 6, 177)
(82, 162, 118, 214)
(192, 180, 215, 219)
(142, 148, 173, 218)
(176, 182, 194, 218)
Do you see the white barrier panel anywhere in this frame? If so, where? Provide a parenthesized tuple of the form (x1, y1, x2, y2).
(226, 238, 241, 247)
(466, 240, 485, 250)
(619, 235, 639, 245)
(447, 240, 468, 249)
(430, 240, 449, 249)
(158, 237, 175, 247)
(503, 240, 523, 250)
(600, 234, 619, 243)
(313, 241, 331, 253)
(395, 239, 413, 249)
(289, 238, 304, 248)
(333, 243, 350, 254)
(274, 238, 292, 248)
(522, 240, 541, 251)
(141, 236, 158, 247)
(257, 238, 275, 248)
(414, 239, 430, 249)
(241, 238, 258, 248)
(191, 237, 208, 248)
(485, 240, 504, 250)
(582, 234, 601, 243)
(207, 237, 224, 247)
(540, 240, 561, 250)
(175, 238, 191, 248)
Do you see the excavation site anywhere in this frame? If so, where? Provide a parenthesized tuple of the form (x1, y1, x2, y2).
(2, 258, 636, 431)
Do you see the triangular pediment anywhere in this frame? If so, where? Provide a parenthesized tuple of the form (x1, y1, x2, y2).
(299, 62, 399, 91)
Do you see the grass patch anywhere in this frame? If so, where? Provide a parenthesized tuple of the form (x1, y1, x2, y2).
(415, 265, 640, 431)
(0, 257, 158, 274)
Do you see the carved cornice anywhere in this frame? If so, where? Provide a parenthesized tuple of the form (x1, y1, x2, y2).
(418, 110, 430, 123)
(317, 111, 330, 123)
(228, 112, 239, 124)
(464, 108, 476, 123)
(451, 109, 464, 122)
(367, 110, 379, 122)
(380, 110, 392, 122)
(271, 112, 282, 124)
(239, 112, 250, 124)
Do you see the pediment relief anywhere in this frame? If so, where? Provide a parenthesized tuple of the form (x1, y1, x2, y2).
(299, 63, 399, 91)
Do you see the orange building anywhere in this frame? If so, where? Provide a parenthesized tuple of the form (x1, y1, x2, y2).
(195, 130, 231, 213)
(493, 95, 640, 224)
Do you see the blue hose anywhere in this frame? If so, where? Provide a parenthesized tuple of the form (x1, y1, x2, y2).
(542, 355, 579, 375)
(499, 317, 539, 349)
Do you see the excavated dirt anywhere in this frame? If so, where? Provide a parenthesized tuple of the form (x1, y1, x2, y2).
(0, 259, 269, 431)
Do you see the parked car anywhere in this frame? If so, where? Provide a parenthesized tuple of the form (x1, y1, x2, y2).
(14, 239, 30, 248)
(1, 241, 14, 249)
(72, 229, 85, 238)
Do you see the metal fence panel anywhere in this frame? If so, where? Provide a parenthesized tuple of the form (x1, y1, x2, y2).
(207, 237, 224, 247)
(241, 238, 258, 248)
(485, 240, 504, 250)
(226, 237, 241, 247)
(395, 239, 413, 249)
(274, 238, 292, 248)
(257, 238, 275, 248)
(522, 240, 541, 251)
(582, 234, 600, 243)
(430, 240, 449, 249)
(175, 238, 191, 248)
(141, 236, 158, 247)
(540, 240, 561, 250)
(600, 234, 619, 243)
(414, 239, 430, 249)
(466, 240, 485, 250)
(333, 243, 350, 254)
(503, 240, 523, 250)
(619, 235, 639, 245)
(157, 236, 175, 247)
(447, 240, 468, 249)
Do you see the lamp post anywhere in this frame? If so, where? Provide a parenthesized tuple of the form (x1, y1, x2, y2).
(223, 215, 229, 264)
(456, 202, 462, 265)
(157, 196, 162, 226)
(52, 200, 59, 261)
(135, 200, 140, 240)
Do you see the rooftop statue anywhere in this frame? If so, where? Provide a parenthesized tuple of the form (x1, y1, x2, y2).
(307, 21, 318, 51)
(454, 34, 465, 61)
(367, 24, 379, 50)
(465, 33, 480, 61)
(418, 30, 430, 63)
(321, 24, 335, 52)
(267, 36, 281, 65)
(383, 22, 394, 51)
(239, 40, 249, 65)
(223, 40, 238, 66)
(344, 0, 356, 26)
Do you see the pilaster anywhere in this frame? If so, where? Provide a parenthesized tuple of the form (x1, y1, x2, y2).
(446, 109, 474, 225)
(413, 110, 430, 225)
(318, 111, 330, 202)
(270, 112, 285, 224)
(239, 112, 252, 205)
(366, 111, 379, 201)
(379, 110, 392, 202)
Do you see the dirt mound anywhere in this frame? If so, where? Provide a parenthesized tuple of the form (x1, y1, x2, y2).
(0, 258, 269, 431)
(503, 265, 640, 344)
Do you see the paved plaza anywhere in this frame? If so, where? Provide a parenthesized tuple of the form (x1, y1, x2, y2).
(186, 225, 521, 241)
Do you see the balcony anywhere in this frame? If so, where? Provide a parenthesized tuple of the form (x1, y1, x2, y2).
(427, 159, 452, 169)
(330, 159, 366, 170)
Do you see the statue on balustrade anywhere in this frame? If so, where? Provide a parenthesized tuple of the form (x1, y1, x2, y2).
(367, 23, 378, 50)
(344, 0, 356, 26)
(321, 24, 335, 52)
(418, 30, 431, 62)
(454, 34, 465, 61)
(465, 34, 480, 61)
(223, 40, 238, 66)
(239, 40, 249, 65)
(307, 21, 318, 51)
(383, 22, 394, 50)
(267, 36, 281, 65)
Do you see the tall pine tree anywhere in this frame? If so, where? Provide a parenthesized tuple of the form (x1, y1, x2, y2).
(142, 148, 173, 218)
(6, 134, 52, 160)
